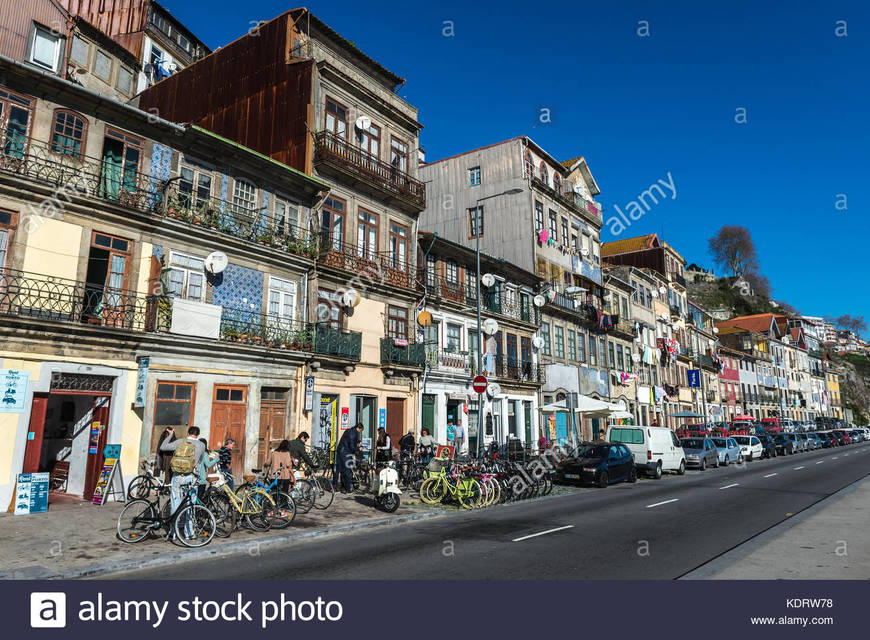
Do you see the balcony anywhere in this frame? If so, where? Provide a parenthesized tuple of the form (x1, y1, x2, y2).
(530, 175, 602, 223)
(380, 337, 426, 368)
(313, 130, 426, 212)
(421, 276, 540, 325)
(670, 305, 682, 319)
(0, 128, 320, 259)
(671, 272, 687, 287)
(318, 236, 414, 289)
(608, 315, 636, 340)
(491, 355, 545, 385)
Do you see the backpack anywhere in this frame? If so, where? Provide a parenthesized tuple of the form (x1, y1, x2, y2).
(170, 438, 197, 474)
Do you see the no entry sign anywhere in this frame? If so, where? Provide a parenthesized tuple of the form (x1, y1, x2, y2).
(472, 375, 488, 394)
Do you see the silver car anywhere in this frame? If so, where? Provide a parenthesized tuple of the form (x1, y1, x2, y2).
(793, 432, 809, 452)
(680, 437, 720, 471)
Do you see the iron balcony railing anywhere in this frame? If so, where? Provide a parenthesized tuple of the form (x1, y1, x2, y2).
(0, 127, 319, 259)
(318, 235, 415, 289)
(530, 175, 602, 221)
(380, 337, 426, 367)
(313, 130, 426, 209)
(671, 272, 687, 287)
(421, 275, 540, 325)
(491, 355, 545, 384)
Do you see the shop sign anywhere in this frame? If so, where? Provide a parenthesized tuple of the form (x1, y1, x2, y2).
(134, 357, 150, 408)
(304, 376, 315, 412)
(92, 445, 124, 505)
(340, 406, 349, 430)
(0, 369, 29, 413)
(14, 472, 49, 515)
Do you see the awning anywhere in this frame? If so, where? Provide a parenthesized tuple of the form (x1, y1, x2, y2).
(671, 410, 704, 418)
(540, 395, 614, 416)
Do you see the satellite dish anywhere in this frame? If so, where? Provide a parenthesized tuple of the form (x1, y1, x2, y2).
(204, 251, 228, 274)
(167, 61, 179, 73)
(355, 115, 372, 131)
(533, 295, 546, 308)
(580, 248, 589, 256)
(487, 382, 502, 398)
(650, 290, 658, 298)
(483, 318, 499, 335)
(481, 273, 496, 288)
(573, 299, 582, 309)
(573, 183, 583, 194)
(417, 311, 432, 327)
(659, 286, 667, 295)
(712, 327, 719, 334)
(532, 336, 545, 349)
(342, 289, 361, 307)
(631, 353, 641, 363)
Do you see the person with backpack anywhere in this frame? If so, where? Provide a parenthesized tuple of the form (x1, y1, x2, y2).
(159, 426, 206, 530)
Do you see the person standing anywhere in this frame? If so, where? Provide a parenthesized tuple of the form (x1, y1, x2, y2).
(418, 427, 436, 464)
(454, 421, 467, 455)
(334, 423, 363, 492)
(288, 431, 318, 472)
(265, 440, 296, 493)
(376, 427, 391, 463)
(195, 437, 219, 500)
(160, 426, 206, 538)
(217, 438, 236, 490)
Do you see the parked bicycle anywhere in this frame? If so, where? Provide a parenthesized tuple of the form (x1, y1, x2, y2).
(126, 458, 168, 500)
(117, 484, 216, 548)
(201, 471, 276, 535)
(248, 466, 297, 528)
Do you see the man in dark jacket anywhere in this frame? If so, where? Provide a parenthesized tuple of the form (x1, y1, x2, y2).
(334, 423, 363, 492)
(288, 432, 317, 471)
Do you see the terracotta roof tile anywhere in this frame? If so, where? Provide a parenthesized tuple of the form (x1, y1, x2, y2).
(601, 234, 659, 257)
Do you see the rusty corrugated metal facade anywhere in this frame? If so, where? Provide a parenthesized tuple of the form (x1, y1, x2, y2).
(57, 0, 149, 58)
(0, 0, 72, 63)
(137, 12, 313, 173)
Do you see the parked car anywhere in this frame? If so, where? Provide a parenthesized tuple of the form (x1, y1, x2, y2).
(795, 432, 813, 451)
(806, 433, 822, 450)
(832, 430, 851, 445)
(606, 425, 687, 478)
(556, 443, 637, 488)
(828, 430, 845, 446)
(773, 434, 796, 455)
(849, 430, 864, 443)
(711, 437, 742, 465)
(733, 435, 763, 461)
(680, 437, 720, 470)
(816, 432, 832, 448)
(757, 434, 778, 458)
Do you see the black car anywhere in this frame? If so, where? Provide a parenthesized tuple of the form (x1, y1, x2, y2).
(816, 432, 833, 448)
(757, 434, 778, 458)
(556, 443, 637, 488)
(773, 434, 795, 455)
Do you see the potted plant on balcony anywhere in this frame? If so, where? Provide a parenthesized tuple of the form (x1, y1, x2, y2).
(223, 325, 238, 342)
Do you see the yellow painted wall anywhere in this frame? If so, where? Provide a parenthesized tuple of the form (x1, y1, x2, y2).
(346, 297, 385, 364)
(136, 242, 153, 296)
(22, 219, 83, 279)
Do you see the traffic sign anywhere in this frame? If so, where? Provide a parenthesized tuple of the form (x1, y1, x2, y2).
(472, 375, 488, 394)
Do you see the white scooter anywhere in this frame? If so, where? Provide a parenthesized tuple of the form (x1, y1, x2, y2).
(373, 460, 402, 512)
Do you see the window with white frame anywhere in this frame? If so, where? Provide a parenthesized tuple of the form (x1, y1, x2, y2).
(267, 276, 297, 327)
(29, 23, 63, 72)
(232, 178, 257, 216)
(179, 163, 212, 208)
(468, 166, 481, 186)
(167, 252, 205, 301)
(274, 197, 299, 236)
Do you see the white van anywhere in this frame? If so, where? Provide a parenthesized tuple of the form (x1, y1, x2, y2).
(606, 425, 686, 478)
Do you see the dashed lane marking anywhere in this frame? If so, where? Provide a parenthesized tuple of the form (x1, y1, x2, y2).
(646, 498, 679, 508)
(719, 483, 739, 490)
(794, 466, 805, 470)
(512, 525, 574, 542)
(763, 473, 778, 478)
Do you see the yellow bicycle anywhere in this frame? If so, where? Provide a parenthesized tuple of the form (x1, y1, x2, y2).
(202, 473, 275, 534)
(419, 466, 481, 509)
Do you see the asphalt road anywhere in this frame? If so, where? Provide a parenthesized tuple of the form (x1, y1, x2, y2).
(116, 441, 870, 580)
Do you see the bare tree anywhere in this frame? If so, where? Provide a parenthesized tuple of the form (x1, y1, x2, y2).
(775, 300, 801, 316)
(708, 226, 759, 278)
(744, 272, 771, 299)
(825, 314, 868, 334)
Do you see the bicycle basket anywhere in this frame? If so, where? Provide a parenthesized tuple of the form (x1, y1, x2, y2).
(208, 469, 227, 488)
(427, 458, 448, 473)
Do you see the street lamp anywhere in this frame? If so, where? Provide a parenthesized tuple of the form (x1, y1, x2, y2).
(473, 187, 524, 459)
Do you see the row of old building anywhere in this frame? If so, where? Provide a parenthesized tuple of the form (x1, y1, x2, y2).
(0, 2, 851, 507)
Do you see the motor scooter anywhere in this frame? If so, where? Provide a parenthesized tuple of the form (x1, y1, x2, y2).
(372, 460, 402, 512)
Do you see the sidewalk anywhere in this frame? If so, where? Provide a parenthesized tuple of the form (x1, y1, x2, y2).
(0, 490, 445, 579)
(682, 475, 870, 579)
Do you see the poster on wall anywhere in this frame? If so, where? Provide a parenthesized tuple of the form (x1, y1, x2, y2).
(304, 376, 314, 412)
(340, 406, 349, 430)
(92, 445, 124, 505)
(134, 357, 150, 408)
(88, 422, 102, 454)
(13, 472, 49, 515)
(0, 369, 29, 413)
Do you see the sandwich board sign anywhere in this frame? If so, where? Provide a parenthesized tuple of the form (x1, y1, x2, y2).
(14, 472, 49, 515)
(92, 444, 125, 505)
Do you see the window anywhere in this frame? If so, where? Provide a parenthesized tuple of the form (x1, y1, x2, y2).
(592, 239, 600, 265)
(553, 173, 561, 194)
(539, 162, 548, 184)
(426, 254, 436, 287)
(0, 88, 33, 159)
(446, 323, 462, 352)
(388, 306, 408, 340)
(357, 209, 378, 259)
(179, 163, 212, 208)
(568, 330, 577, 360)
(445, 259, 459, 285)
(70, 35, 89, 66)
(554, 326, 565, 359)
(215, 386, 245, 403)
(317, 289, 342, 328)
(100, 128, 142, 199)
(608, 342, 616, 369)
(617, 344, 624, 370)
(589, 337, 597, 366)
(359, 122, 380, 157)
(549, 210, 558, 242)
(541, 322, 551, 356)
(50, 110, 87, 158)
(621, 296, 629, 318)
(273, 197, 299, 237)
(29, 23, 63, 72)
(468, 329, 479, 360)
(154, 382, 195, 432)
(468, 166, 481, 186)
(117, 66, 133, 94)
(524, 150, 534, 178)
(390, 137, 408, 174)
(94, 50, 112, 82)
(535, 200, 544, 231)
(321, 196, 344, 251)
(267, 276, 297, 327)
(560, 218, 569, 246)
(468, 206, 483, 238)
(167, 251, 205, 301)
(578, 333, 586, 362)
(389, 222, 408, 269)
(325, 97, 347, 138)
(232, 178, 257, 216)
(0, 209, 16, 269)
(631, 280, 638, 302)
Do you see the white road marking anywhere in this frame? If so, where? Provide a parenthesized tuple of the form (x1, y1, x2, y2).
(764, 473, 778, 478)
(512, 525, 574, 542)
(646, 498, 679, 508)
(794, 466, 805, 470)
(833, 457, 839, 460)
(719, 483, 739, 490)
(816, 461, 824, 464)
(844, 454, 849, 457)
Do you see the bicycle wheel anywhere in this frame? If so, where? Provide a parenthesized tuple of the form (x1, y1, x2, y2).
(489, 478, 502, 505)
(117, 499, 157, 543)
(126, 475, 154, 500)
(243, 489, 274, 531)
(174, 504, 216, 547)
(313, 476, 335, 510)
(291, 480, 315, 514)
(203, 491, 236, 538)
(420, 477, 445, 504)
(266, 491, 297, 529)
(457, 477, 482, 509)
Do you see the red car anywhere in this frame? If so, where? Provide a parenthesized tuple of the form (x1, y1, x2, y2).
(832, 430, 851, 445)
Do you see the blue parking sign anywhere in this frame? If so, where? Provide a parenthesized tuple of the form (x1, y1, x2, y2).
(687, 369, 701, 388)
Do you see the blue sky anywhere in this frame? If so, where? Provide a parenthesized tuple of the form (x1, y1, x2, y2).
(163, 0, 869, 335)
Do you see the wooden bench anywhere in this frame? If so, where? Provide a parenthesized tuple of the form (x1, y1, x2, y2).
(49, 461, 69, 492)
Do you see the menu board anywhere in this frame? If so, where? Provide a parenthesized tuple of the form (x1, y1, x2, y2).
(92, 445, 123, 505)
(14, 472, 49, 515)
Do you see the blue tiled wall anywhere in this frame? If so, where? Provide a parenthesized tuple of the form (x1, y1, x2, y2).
(211, 263, 264, 313)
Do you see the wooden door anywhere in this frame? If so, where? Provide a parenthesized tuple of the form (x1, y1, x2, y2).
(210, 385, 247, 477)
(386, 398, 404, 451)
(258, 389, 286, 468)
(22, 395, 48, 473)
(83, 400, 110, 500)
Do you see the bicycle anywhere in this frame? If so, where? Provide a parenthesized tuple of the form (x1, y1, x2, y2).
(203, 471, 275, 534)
(419, 462, 481, 509)
(117, 483, 216, 548)
(249, 467, 297, 528)
(126, 459, 168, 499)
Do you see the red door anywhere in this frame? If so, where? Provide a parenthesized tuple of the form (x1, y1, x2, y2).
(210, 386, 247, 477)
(83, 400, 110, 500)
(22, 395, 48, 474)
(386, 398, 404, 452)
